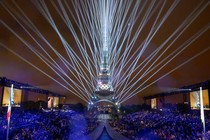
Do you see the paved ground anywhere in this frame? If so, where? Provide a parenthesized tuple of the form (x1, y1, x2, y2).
(78, 120, 130, 140)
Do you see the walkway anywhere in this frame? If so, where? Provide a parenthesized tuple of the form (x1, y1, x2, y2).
(78, 121, 130, 140)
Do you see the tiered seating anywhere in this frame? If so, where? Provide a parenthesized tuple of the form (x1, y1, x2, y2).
(109, 110, 210, 140)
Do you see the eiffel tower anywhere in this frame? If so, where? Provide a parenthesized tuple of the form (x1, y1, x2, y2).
(88, 1, 118, 109)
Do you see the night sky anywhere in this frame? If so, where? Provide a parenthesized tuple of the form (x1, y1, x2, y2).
(0, 0, 210, 104)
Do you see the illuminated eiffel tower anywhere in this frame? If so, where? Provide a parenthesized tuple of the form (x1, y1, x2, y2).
(94, 28, 114, 99)
(88, 0, 118, 109)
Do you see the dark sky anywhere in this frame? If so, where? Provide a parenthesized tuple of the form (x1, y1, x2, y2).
(0, 0, 210, 104)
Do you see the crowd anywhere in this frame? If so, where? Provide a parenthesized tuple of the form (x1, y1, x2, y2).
(0, 108, 99, 140)
(1, 105, 210, 140)
(109, 110, 210, 140)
